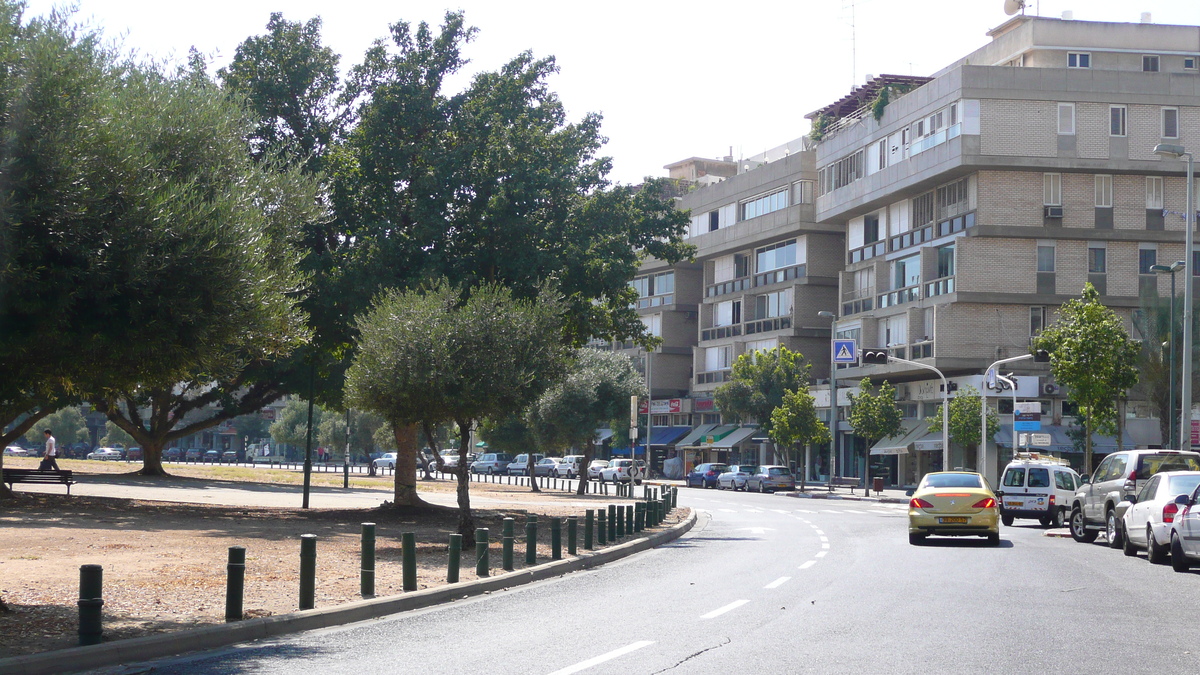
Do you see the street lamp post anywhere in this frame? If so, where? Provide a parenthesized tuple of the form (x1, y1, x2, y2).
(818, 311, 839, 487)
(1154, 143, 1195, 452)
(996, 374, 1019, 458)
(1151, 261, 1185, 449)
(981, 354, 1036, 482)
(877, 354, 950, 472)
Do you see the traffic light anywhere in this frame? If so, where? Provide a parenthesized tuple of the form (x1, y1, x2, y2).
(862, 349, 890, 365)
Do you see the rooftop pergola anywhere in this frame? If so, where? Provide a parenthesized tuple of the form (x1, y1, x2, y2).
(805, 74, 933, 121)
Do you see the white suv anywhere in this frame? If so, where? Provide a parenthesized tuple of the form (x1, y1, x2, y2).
(600, 459, 645, 484)
(553, 455, 585, 478)
(997, 454, 1081, 527)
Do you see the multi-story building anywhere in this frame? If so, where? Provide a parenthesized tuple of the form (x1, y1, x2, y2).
(809, 14, 1198, 485)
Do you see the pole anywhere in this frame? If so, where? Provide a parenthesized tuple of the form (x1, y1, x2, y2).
(1170, 269, 1178, 449)
(344, 408, 351, 489)
(887, 356, 949, 470)
(981, 354, 1035, 483)
(645, 348, 652, 477)
(997, 375, 1019, 458)
(1182, 152, 1195, 455)
(302, 365, 314, 509)
(829, 340, 839, 486)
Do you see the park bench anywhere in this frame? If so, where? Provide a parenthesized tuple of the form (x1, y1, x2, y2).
(2, 468, 75, 495)
(828, 476, 863, 495)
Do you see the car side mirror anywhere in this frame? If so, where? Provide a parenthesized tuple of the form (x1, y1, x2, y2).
(1079, 475, 1090, 485)
(995, 490, 1005, 498)
(1126, 495, 1138, 504)
(1176, 494, 1191, 506)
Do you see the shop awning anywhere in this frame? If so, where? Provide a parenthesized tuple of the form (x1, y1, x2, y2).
(674, 424, 719, 448)
(677, 425, 738, 449)
(870, 420, 922, 456)
(994, 422, 1160, 454)
(647, 426, 692, 446)
(707, 426, 760, 449)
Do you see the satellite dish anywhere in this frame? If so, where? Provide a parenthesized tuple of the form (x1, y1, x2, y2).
(1004, 0, 1026, 15)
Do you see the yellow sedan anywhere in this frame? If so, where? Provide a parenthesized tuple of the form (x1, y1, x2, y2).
(908, 471, 1000, 546)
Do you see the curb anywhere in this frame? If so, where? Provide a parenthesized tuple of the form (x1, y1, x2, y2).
(0, 510, 697, 675)
(1043, 529, 1073, 538)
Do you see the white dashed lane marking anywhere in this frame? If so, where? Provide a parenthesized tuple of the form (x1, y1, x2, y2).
(546, 641, 655, 675)
(764, 576, 792, 589)
(701, 600, 750, 620)
(798, 560, 816, 570)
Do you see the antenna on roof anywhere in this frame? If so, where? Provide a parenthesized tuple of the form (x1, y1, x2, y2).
(1003, 0, 1026, 16)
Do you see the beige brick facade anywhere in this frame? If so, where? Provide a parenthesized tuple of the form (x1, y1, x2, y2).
(980, 99, 1058, 157)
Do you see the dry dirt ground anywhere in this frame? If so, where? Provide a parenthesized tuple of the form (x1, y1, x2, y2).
(0, 479, 679, 659)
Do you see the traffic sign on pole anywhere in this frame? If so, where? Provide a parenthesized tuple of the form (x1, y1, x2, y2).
(833, 339, 858, 364)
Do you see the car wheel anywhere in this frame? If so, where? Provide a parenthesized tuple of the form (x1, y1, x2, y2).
(1001, 513, 1014, 527)
(908, 532, 926, 546)
(1122, 524, 1139, 557)
(758, 482, 766, 494)
(1070, 508, 1098, 543)
(987, 532, 1000, 546)
(1148, 526, 1169, 564)
(1171, 532, 1192, 572)
(1051, 507, 1065, 529)
(1107, 509, 1124, 549)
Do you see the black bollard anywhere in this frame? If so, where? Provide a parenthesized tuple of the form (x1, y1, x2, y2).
(502, 517, 515, 571)
(608, 504, 617, 539)
(402, 532, 417, 592)
(361, 523, 376, 597)
(598, 509, 608, 545)
(447, 533, 462, 583)
(78, 565, 104, 646)
(584, 510, 594, 550)
(299, 534, 317, 610)
(626, 501, 634, 534)
(567, 515, 578, 555)
(615, 505, 625, 539)
(525, 515, 538, 566)
(551, 517, 562, 560)
(476, 528, 490, 577)
(225, 546, 246, 622)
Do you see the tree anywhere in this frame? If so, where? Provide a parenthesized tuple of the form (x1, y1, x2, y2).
(233, 414, 272, 445)
(1033, 283, 1140, 473)
(925, 386, 999, 470)
(270, 399, 325, 453)
(23, 406, 88, 448)
(100, 420, 137, 449)
(318, 409, 385, 462)
(847, 380, 904, 480)
(769, 388, 831, 491)
(345, 281, 568, 540)
(526, 348, 644, 495)
(713, 347, 812, 462)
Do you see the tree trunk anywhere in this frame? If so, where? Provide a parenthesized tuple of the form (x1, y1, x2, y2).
(455, 420, 476, 545)
(391, 423, 425, 507)
(575, 441, 592, 496)
(139, 442, 168, 477)
(1084, 416, 1094, 475)
(528, 451, 540, 493)
(1116, 396, 1125, 452)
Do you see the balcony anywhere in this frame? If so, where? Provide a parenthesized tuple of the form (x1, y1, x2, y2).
(909, 340, 934, 359)
(701, 324, 742, 341)
(753, 264, 806, 288)
(887, 213, 974, 257)
(878, 284, 919, 309)
(696, 370, 731, 385)
(745, 317, 793, 335)
(635, 293, 674, 309)
(909, 123, 960, 156)
(925, 277, 955, 297)
(849, 241, 886, 265)
(842, 286, 875, 317)
(706, 277, 752, 299)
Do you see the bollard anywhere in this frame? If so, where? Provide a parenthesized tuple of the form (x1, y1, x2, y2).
(671, 486, 678, 509)
(78, 564, 104, 646)
(402, 532, 418, 592)
(361, 523, 376, 597)
(525, 515, 538, 566)
(551, 517, 562, 560)
(476, 528, 490, 577)
(608, 504, 617, 539)
(634, 502, 644, 533)
(447, 533, 462, 583)
(584, 510, 595, 550)
(567, 515, 578, 555)
(626, 501, 635, 534)
(615, 505, 625, 539)
(225, 546, 246, 622)
(502, 517, 515, 571)
(597, 509, 608, 545)
(299, 534, 317, 610)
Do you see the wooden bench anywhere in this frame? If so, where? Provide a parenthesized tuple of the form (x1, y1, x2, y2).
(828, 476, 863, 495)
(2, 468, 75, 495)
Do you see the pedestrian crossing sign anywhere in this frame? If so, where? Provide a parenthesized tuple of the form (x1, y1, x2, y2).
(833, 339, 858, 364)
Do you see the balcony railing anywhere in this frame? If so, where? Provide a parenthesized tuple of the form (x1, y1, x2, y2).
(910, 341, 934, 359)
(878, 284, 919, 308)
(910, 123, 960, 156)
(925, 277, 955, 297)
(706, 277, 752, 298)
(635, 294, 674, 309)
(700, 325, 742, 341)
(754, 263, 806, 288)
(745, 316, 793, 335)
(849, 241, 886, 264)
(696, 370, 732, 384)
(842, 286, 875, 317)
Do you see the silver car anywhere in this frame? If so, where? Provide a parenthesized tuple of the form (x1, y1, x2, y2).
(717, 465, 754, 491)
(746, 465, 796, 493)
(1119, 471, 1200, 563)
(1071, 449, 1200, 548)
(534, 457, 563, 477)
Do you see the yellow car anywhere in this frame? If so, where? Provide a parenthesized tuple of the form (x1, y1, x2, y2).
(908, 471, 1000, 546)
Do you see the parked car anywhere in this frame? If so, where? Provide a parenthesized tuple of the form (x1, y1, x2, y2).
(587, 459, 610, 480)
(908, 471, 1000, 546)
(373, 453, 398, 469)
(1119, 471, 1200, 563)
(1169, 484, 1200, 571)
(86, 447, 122, 461)
(600, 459, 646, 484)
(203, 449, 221, 463)
(125, 447, 143, 461)
(1070, 449, 1200, 548)
(506, 453, 545, 475)
(3, 445, 30, 457)
(552, 455, 585, 479)
(163, 447, 183, 462)
(441, 454, 461, 471)
(747, 465, 796, 493)
(222, 450, 238, 463)
(686, 463, 729, 489)
(718, 465, 754, 491)
(996, 454, 1080, 527)
(534, 457, 563, 477)
(185, 448, 203, 462)
(471, 453, 513, 474)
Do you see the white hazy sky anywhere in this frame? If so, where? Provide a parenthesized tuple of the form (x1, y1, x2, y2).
(22, 0, 1200, 184)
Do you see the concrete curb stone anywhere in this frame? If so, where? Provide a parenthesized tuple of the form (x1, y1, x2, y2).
(0, 510, 697, 675)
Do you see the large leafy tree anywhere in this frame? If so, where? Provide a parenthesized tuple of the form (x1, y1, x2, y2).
(526, 348, 645, 495)
(345, 281, 568, 540)
(847, 380, 904, 480)
(926, 385, 999, 470)
(270, 399, 324, 452)
(713, 346, 812, 461)
(1034, 283, 1140, 473)
(23, 406, 88, 448)
(769, 388, 831, 490)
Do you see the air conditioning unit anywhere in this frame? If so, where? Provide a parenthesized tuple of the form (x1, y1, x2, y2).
(1043, 383, 1061, 395)
(1044, 205, 1064, 218)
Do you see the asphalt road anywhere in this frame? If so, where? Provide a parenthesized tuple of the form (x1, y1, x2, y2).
(99, 487, 1200, 674)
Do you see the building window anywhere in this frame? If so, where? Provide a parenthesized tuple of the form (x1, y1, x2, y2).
(755, 289, 793, 319)
(742, 188, 789, 220)
(1044, 173, 1062, 206)
(893, 255, 921, 289)
(714, 300, 741, 327)
(793, 180, 814, 205)
(864, 214, 881, 243)
(1110, 106, 1127, 137)
(1147, 177, 1164, 209)
(734, 253, 751, 279)
(1143, 55, 1160, 72)
(756, 240, 798, 273)
(745, 338, 779, 355)
(1030, 306, 1045, 336)
(936, 178, 970, 220)
(1162, 107, 1179, 139)
(1186, 57, 1197, 70)
(912, 191, 935, 226)
(1037, 243, 1056, 272)
(936, 244, 955, 279)
(1139, 246, 1158, 275)
(704, 346, 733, 372)
(1058, 103, 1075, 135)
(654, 271, 674, 295)
(1095, 175, 1113, 208)
(1068, 52, 1090, 68)
(642, 314, 662, 337)
(1088, 244, 1107, 274)
(631, 277, 650, 298)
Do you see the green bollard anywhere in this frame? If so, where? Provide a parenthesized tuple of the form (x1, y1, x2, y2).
(299, 534, 317, 610)
(634, 502, 644, 533)
(608, 504, 617, 539)
(447, 533, 462, 583)
(525, 515, 538, 566)
(502, 517, 515, 571)
(476, 528, 490, 577)
(615, 505, 625, 539)
(567, 516, 578, 555)
(225, 546, 246, 622)
(585, 510, 595, 550)
(402, 532, 417, 591)
(361, 523, 376, 597)
(671, 486, 678, 509)
(626, 501, 634, 534)
(597, 509, 607, 545)
(78, 564, 104, 646)
(551, 517, 562, 560)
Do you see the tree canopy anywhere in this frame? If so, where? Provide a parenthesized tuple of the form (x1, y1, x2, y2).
(769, 387, 831, 474)
(713, 346, 812, 456)
(926, 385, 999, 469)
(847, 379, 904, 450)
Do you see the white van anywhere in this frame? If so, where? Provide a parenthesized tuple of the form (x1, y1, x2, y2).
(997, 453, 1081, 528)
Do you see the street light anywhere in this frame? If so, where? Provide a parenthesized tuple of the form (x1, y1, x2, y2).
(1154, 143, 1196, 451)
(982, 353, 1036, 481)
(864, 350, 950, 473)
(818, 311, 839, 486)
(1150, 260, 1186, 449)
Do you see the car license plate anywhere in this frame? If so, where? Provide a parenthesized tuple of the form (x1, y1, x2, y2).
(938, 517, 968, 524)
(1005, 500, 1023, 509)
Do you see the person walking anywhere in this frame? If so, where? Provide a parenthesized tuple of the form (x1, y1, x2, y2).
(41, 429, 60, 471)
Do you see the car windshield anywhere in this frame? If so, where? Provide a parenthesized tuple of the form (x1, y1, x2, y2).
(1137, 454, 1200, 479)
(924, 474, 983, 489)
(1167, 475, 1200, 497)
(1027, 468, 1050, 488)
(709, 464, 728, 473)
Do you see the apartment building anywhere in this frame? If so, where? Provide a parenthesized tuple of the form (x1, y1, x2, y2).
(810, 14, 1199, 485)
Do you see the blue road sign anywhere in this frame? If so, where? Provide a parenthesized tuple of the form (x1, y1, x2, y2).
(833, 339, 858, 364)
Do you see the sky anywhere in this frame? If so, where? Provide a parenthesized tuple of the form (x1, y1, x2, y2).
(21, 0, 1200, 185)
